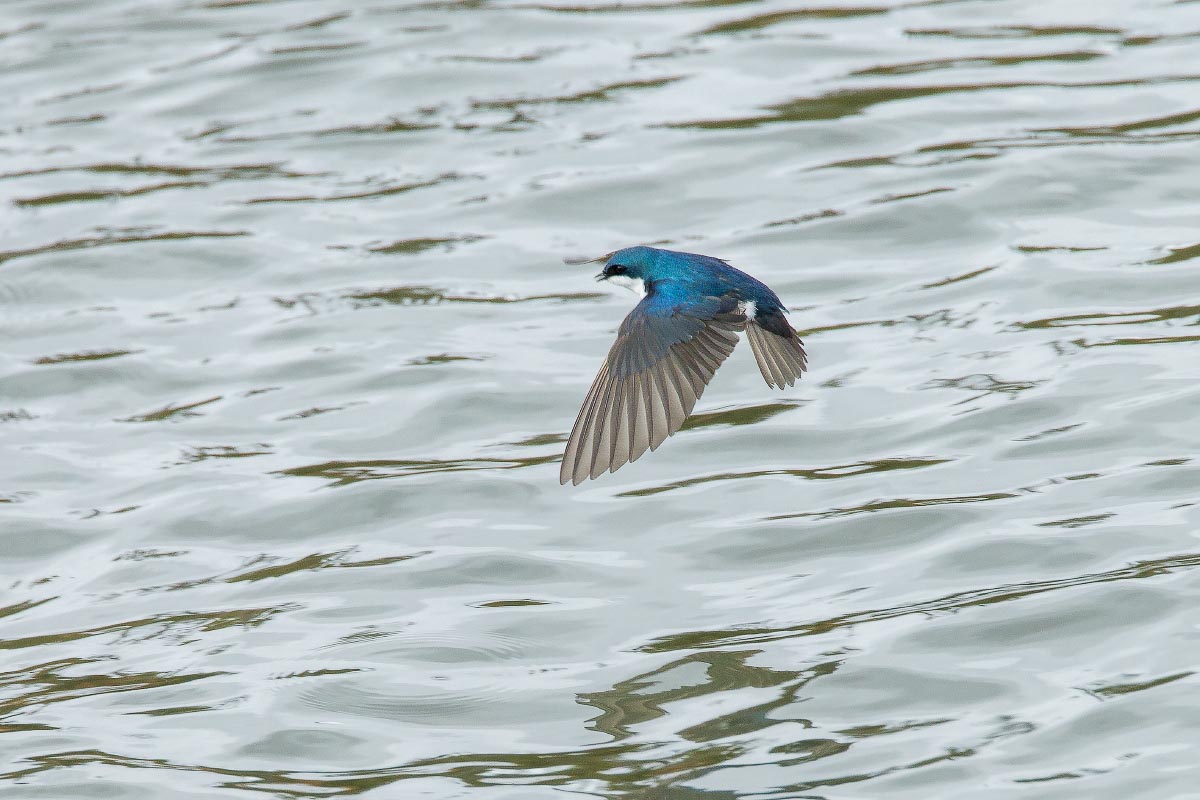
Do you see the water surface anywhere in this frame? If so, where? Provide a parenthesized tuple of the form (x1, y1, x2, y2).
(3, 0, 1199, 797)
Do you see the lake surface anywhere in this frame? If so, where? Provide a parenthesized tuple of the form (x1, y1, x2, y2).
(3, 0, 1199, 797)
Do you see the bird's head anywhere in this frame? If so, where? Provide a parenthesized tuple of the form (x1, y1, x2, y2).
(595, 245, 660, 290)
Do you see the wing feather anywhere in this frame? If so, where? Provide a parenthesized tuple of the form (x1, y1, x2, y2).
(752, 324, 787, 387)
(630, 373, 650, 465)
(746, 318, 807, 389)
(561, 301, 746, 485)
(611, 387, 632, 472)
(648, 367, 671, 451)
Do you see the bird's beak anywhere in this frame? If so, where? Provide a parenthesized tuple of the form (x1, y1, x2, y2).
(594, 272, 607, 282)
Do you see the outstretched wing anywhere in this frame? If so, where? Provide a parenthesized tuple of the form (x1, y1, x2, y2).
(745, 313, 807, 389)
(560, 292, 745, 485)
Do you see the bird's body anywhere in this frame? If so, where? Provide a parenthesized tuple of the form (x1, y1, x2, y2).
(561, 246, 807, 485)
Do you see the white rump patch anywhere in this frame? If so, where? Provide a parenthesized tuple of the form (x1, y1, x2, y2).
(608, 275, 646, 295)
(742, 300, 758, 319)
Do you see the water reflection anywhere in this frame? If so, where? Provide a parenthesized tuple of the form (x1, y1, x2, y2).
(641, 550, 1200, 653)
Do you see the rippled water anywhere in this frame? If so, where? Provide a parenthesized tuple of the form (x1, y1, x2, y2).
(4, 0, 1199, 797)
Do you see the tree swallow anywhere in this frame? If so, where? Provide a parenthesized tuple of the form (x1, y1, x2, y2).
(561, 245, 807, 485)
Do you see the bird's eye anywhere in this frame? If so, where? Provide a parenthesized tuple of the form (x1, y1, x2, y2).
(607, 265, 627, 276)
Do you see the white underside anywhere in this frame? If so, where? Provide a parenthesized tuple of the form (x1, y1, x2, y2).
(743, 300, 758, 320)
(608, 275, 646, 295)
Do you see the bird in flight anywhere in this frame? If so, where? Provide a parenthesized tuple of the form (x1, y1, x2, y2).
(561, 245, 807, 485)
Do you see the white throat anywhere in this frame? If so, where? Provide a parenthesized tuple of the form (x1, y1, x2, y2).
(608, 275, 646, 295)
